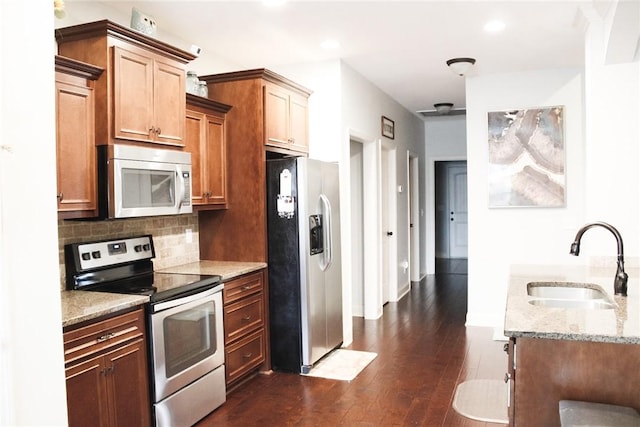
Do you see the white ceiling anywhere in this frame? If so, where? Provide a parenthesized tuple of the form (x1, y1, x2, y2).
(90, 0, 593, 116)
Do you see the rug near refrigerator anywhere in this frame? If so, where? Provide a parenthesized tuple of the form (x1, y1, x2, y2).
(302, 349, 377, 381)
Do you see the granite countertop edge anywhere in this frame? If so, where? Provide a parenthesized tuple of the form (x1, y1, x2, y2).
(504, 264, 640, 345)
(61, 291, 149, 328)
(61, 260, 267, 327)
(157, 260, 267, 281)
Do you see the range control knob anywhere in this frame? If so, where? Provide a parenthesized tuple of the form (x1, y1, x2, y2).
(134, 245, 143, 252)
(91, 251, 101, 259)
(143, 244, 151, 251)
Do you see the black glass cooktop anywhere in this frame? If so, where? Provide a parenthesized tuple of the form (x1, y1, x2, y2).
(86, 272, 222, 303)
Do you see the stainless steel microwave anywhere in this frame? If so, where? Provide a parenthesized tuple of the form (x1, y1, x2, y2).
(98, 144, 192, 219)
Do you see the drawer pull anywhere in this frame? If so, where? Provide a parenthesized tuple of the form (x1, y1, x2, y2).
(96, 332, 115, 342)
(242, 352, 253, 359)
(241, 315, 252, 322)
(100, 366, 115, 376)
(241, 285, 252, 291)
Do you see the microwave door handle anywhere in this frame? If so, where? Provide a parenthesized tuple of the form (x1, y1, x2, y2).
(176, 170, 185, 210)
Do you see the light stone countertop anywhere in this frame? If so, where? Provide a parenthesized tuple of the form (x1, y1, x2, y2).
(158, 260, 267, 281)
(61, 291, 149, 328)
(61, 260, 265, 328)
(504, 265, 640, 344)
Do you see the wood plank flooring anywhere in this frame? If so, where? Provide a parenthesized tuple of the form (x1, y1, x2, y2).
(197, 259, 508, 426)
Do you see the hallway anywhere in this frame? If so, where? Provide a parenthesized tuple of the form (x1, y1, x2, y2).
(198, 262, 507, 426)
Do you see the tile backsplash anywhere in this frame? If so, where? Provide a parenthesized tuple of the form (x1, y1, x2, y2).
(58, 214, 200, 290)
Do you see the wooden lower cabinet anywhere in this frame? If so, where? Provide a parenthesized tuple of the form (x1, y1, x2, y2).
(222, 269, 269, 389)
(509, 337, 640, 426)
(64, 309, 151, 427)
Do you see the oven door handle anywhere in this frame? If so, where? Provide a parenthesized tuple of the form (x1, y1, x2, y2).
(150, 284, 223, 313)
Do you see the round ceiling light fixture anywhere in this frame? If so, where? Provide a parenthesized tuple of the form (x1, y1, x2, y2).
(446, 57, 476, 76)
(434, 103, 454, 115)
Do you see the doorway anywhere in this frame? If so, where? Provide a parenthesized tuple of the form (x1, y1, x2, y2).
(435, 161, 468, 261)
(349, 134, 383, 320)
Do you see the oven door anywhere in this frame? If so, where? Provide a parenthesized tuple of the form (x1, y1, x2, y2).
(150, 286, 224, 402)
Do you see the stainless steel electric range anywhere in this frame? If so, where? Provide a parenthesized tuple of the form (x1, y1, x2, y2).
(65, 235, 226, 427)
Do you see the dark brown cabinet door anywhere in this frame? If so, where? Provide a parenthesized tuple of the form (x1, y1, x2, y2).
(55, 77, 98, 218)
(185, 109, 207, 206)
(65, 355, 110, 427)
(264, 84, 290, 148)
(264, 84, 308, 153)
(64, 309, 150, 427)
(288, 92, 308, 152)
(185, 96, 229, 209)
(204, 115, 227, 205)
(112, 46, 155, 143)
(106, 339, 151, 427)
(112, 45, 185, 146)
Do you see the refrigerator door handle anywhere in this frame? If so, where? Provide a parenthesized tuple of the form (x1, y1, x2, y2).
(319, 194, 332, 272)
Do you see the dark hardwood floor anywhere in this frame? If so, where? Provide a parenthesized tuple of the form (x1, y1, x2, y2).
(197, 259, 508, 426)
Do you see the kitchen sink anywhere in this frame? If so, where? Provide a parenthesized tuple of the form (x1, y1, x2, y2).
(526, 282, 616, 310)
(527, 282, 607, 300)
(529, 299, 616, 310)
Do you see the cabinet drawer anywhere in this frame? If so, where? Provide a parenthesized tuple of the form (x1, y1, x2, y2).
(224, 293, 264, 344)
(223, 271, 264, 304)
(225, 329, 265, 384)
(63, 309, 145, 365)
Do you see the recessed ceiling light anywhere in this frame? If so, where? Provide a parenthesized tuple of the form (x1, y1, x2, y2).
(263, 0, 286, 7)
(484, 20, 506, 32)
(320, 39, 340, 50)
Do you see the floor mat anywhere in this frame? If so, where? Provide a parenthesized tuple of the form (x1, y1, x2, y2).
(302, 349, 377, 381)
(452, 379, 509, 424)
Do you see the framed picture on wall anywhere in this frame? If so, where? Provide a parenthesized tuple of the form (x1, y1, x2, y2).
(487, 106, 566, 208)
(381, 116, 395, 139)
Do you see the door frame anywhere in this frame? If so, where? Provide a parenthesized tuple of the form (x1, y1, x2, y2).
(407, 152, 420, 283)
(347, 129, 383, 320)
(427, 156, 466, 274)
(381, 141, 398, 303)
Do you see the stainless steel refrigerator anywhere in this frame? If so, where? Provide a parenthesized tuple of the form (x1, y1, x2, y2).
(266, 157, 343, 374)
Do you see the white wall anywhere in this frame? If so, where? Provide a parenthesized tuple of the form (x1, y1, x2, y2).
(0, 2, 68, 426)
(424, 115, 467, 273)
(340, 63, 426, 313)
(466, 69, 586, 327)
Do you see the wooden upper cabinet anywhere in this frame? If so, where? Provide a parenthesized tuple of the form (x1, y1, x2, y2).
(55, 20, 195, 147)
(184, 94, 232, 209)
(55, 56, 103, 219)
(264, 83, 309, 153)
(112, 46, 186, 145)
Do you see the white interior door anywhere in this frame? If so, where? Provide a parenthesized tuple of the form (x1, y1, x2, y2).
(447, 164, 468, 258)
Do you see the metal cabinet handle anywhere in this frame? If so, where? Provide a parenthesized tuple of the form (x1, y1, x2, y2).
(504, 372, 511, 383)
(241, 315, 252, 321)
(242, 353, 253, 359)
(57, 192, 63, 201)
(101, 366, 115, 376)
(96, 332, 115, 342)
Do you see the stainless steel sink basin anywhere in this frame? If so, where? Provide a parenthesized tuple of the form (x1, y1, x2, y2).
(526, 282, 616, 310)
(527, 282, 607, 300)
